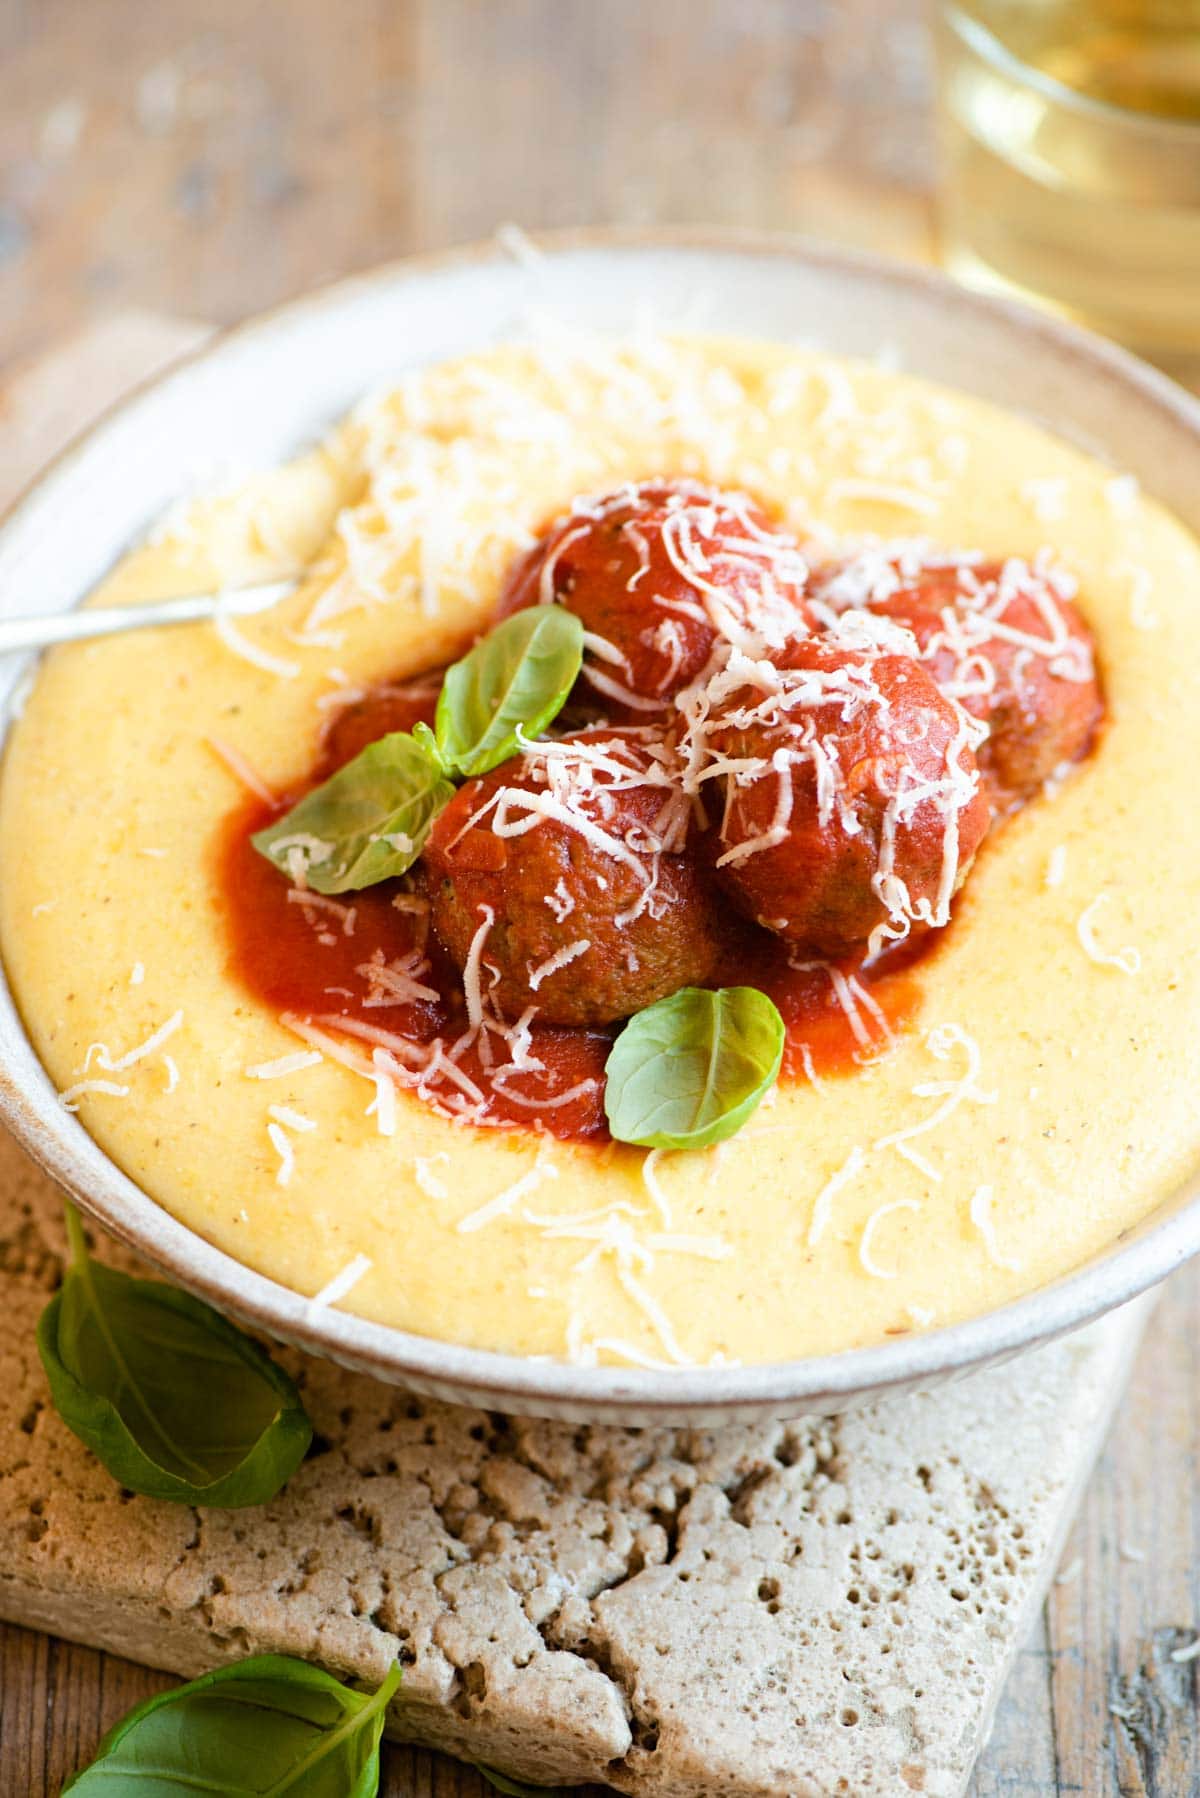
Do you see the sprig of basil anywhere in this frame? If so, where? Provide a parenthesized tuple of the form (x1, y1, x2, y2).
(475, 1768, 555, 1796)
(252, 611, 581, 894)
(64, 1654, 401, 1795)
(253, 731, 455, 895)
(604, 986, 785, 1149)
(435, 606, 584, 777)
(38, 1203, 312, 1507)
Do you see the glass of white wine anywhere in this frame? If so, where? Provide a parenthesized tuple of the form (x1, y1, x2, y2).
(933, 1, 1200, 386)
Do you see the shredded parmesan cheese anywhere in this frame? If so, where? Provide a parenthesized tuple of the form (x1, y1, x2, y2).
(1020, 477, 1068, 523)
(268, 1104, 317, 1133)
(798, 1042, 826, 1091)
(213, 601, 300, 680)
(859, 1198, 920, 1280)
(545, 877, 575, 922)
(807, 1145, 866, 1247)
(59, 1078, 131, 1111)
(245, 1049, 324, 1079)
(267, 1120, 295, 1186)
(1105, 473, 1140, 518)
(647, 1231, 731, 1261)
(1076, 894, 1141, 975)
(615, 1265, 692, 1365)
(1114, 558, 1159, 631)
(206, 735, 276, 804)
(414, 1152, 450, 1199)
(825, 476, 941, 517)
(523, 1197, 728, 1367)
(307, 1252, 372, 1313)
(461, 905, 496, 1032)
(641, 1149, 673, 1228)
(968, 1183, 1022, 1271)
(365, 1048, 397, 1137)
(583, 1336, 680, 1371)
(526, 938, 590, 991)
(874, 1024, 997, 1179)
(456, 1148, 559, 1234)
(84, 1010, 184, 1074)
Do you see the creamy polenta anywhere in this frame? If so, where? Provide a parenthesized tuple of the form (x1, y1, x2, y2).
(2, 334, 1198, 1369)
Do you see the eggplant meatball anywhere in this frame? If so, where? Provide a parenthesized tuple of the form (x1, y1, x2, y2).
(811, 551, 1102, 810)
(498, 479, 812, 718)
(422, 727, 721, 1027)
(318, 675, 441, 775)
(694, 634, 990, 958)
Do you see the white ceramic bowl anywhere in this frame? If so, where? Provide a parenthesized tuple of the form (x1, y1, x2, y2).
(4, 229, 1200, 1425)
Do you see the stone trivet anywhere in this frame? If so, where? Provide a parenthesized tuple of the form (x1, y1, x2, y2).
(0, 1133, 1151, 1796)
(0, 319, 1155, 1796)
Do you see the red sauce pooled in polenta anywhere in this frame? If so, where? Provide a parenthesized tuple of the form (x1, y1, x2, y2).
(215, 674, 927, 1145)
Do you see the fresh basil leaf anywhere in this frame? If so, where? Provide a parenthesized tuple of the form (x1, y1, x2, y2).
(435, 606, 584, 777)
(252, 731, 455, 894)
(411, 718, 447, 770)
(604, 985, 785, 1150)
(64, 1653, 401, 1796)
(38, 1204, 311, 1507)
(475, 1767, 555, 1797)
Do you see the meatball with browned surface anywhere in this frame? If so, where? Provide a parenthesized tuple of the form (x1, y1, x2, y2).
(811, 550, 1102, 812)
(317, 675, 442, 775)
(684, 629, 990, 959)
(498, 479, 813, 717)
(422, 726, 722, 1027)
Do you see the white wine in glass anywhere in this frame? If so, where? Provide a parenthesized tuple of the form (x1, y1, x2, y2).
(934, 1, 1200, 384)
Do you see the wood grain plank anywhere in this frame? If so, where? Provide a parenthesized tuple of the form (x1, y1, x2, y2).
(0, 0, 933, 372)
(969, 1611, 1059, 1797)
(0, 0, 421, 366)
(1, 2, 1196, 1793)
(408, 0, 935, 256)
(969, 1262, 1200, 1798)
(1050, 1272, 1200, 1798)
(0, 1620, 507, 1796)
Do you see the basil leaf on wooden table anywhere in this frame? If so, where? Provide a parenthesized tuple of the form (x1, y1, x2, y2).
(253, 730, 455, 894)
(604, 985, 785, 1149)
(38, 1203, 311, 1506)
(64, 1653, 401, 1796)
(435, 605, 584, 777)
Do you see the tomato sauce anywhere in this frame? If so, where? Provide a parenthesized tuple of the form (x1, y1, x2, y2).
(214, 679, 931, 1146)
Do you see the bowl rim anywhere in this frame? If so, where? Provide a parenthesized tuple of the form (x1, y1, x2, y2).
(4, 222, 1200, 1415)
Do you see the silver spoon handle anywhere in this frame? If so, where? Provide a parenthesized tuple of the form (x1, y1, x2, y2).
(0, 578, 297, 657)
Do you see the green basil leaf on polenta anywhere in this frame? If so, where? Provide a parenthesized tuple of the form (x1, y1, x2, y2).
(604, 986, 785, 1150)
(253, 730, 455, 894)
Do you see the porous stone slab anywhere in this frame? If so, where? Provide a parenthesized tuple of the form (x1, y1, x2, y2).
(0, 1130, 1149, 1796)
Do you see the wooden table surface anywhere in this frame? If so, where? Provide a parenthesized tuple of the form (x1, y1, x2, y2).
(1, 3, 1198, 1793)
